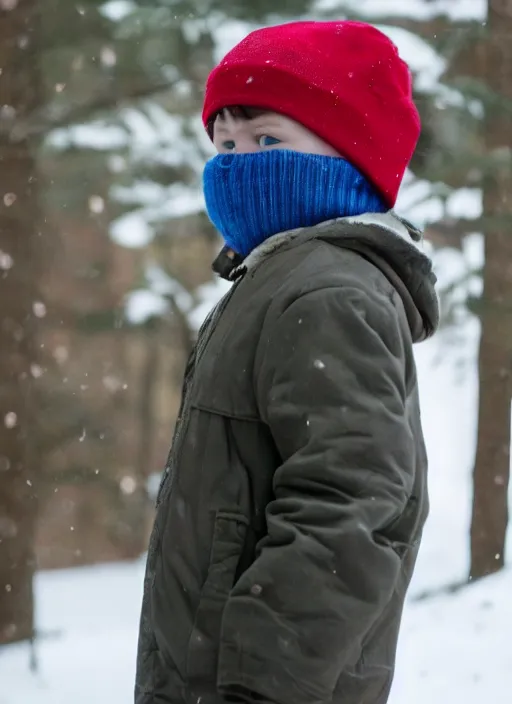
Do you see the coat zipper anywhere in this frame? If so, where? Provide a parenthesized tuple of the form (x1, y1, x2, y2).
(155, 278, 242, 507)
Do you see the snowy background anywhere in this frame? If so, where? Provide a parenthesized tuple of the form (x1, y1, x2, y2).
(2, 230, 511, 704)
(2, 0, 512, 702)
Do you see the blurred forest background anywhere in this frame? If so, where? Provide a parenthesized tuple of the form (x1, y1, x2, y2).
(0, 0, 511, 666)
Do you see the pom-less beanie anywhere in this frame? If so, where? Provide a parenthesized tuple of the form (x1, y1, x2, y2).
(202, 20, 421, 207)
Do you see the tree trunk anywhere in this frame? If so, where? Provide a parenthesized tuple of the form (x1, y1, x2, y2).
(0, 1, 43, 644)
(469, 2, 512, 580)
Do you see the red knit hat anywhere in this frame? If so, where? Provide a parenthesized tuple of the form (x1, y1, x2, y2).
(202, 21, 420, 207)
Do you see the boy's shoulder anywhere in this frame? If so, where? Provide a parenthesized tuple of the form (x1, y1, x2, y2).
(233, 213, 437, 342)
(245, 226, 395, 305)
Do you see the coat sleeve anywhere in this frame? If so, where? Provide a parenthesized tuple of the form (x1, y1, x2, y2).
(216, 285, 416, 704)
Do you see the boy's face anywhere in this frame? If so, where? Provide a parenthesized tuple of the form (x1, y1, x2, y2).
(212, 108, 340, 157)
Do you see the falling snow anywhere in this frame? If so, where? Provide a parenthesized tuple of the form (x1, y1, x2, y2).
(3, 306, 512, 704)
(100, 47, 117, 66)
(0, 4, 508, 704)
(0, 0, 18, 11)
(32, 302, 47, 318)
(4, 412, 17, 428)
(120, 476, 137, 494)
(3, 192, 16, 206)
(0, 250, 14, 269)
(53, 346, 69, 364)
(88, 195, 105, 213)
(0, 105, 16, 121)
(30, 364, 43, 378)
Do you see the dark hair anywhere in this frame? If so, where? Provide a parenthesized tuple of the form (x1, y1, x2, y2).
(206, 106, 266, 139)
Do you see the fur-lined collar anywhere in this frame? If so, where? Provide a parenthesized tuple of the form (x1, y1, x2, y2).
(215, 211, 420, 278)
(212, 211, 439, 341)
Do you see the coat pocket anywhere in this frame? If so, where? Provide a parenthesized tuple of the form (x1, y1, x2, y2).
(186, 510, 248, 683)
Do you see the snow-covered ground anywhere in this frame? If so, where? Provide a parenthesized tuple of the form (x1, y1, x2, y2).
(2, 298, 511, 703)
(4, 2, 508, 699)
(2, 558, 512, 704)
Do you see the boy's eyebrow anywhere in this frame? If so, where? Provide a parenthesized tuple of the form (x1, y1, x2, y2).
(212, 108, 275, 137)
(218, 107, 268, 122)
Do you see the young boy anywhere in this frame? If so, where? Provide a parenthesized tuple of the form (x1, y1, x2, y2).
(135, 20, 439, 704)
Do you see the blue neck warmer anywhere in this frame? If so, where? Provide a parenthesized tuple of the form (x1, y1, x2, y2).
(203, 150, 388, 258)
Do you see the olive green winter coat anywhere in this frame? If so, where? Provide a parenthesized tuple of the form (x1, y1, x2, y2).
(135, 212, 439, 704)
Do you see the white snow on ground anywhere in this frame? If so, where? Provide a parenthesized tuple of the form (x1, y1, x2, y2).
(409, 314, 478, 594)
(2, 524, 512, 704)
(0, 561, 144, 704)
(2, 281, 512, 702)
(10, 124, 512, 704)
(6, 3, 507, 699)
(392, 568, 512, 704)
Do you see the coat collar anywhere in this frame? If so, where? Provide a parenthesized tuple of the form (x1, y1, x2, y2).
(212, 211, 439, 341)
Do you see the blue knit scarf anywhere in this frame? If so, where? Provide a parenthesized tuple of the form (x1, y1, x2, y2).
(203, 150, 388, 258)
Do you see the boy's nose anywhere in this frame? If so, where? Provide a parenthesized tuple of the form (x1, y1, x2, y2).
(235, 136, 260, 154)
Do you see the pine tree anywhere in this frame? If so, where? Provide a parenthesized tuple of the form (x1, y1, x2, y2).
(469, 0, 512, 580)
(1, 0, 315, 644)
(0, 0, 44, 645)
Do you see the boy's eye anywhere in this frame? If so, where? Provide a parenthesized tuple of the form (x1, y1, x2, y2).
(258, 135, 281, 147)
(222, 140, 236, 151)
